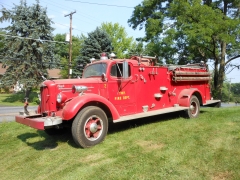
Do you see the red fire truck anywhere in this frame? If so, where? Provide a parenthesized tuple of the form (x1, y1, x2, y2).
(16, 53, 220, 148)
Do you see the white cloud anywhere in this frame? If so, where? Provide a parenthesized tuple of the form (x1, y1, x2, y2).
(53, 23, 69, 30)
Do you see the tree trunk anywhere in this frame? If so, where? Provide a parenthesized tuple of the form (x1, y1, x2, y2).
(214, 1, 228, 100)
(213, 60, 219, 94)
(217, 41, 227, 100)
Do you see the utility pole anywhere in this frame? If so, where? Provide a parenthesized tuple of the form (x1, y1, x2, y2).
(228, 78, 234, 103)
(65, 10, 76, 79)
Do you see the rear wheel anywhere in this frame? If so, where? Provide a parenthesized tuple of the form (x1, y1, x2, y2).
(72, 106, 108, 148)
(185, 95, 200, 118)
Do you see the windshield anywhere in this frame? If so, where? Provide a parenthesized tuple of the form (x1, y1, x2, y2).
(83, 63, 107, 78)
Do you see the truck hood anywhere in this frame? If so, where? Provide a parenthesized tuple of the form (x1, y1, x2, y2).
(50, 78, 101, 85)
(43, 78, 102, 94)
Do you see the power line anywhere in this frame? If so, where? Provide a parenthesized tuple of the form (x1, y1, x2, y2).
(1, 1, 143, 38)
(54, 22, 87, 33)
(0, 34, 67, 44)
(44, 0, 102, 24)
(47, 0, 103, 23)
(39, 2, 99, 27)
(0, 1, 88, 34)
(0, 2, 12, 8)
(0, 2, 87, 34)
(42, 0, 75, 12)
(64, 0, 134, 8)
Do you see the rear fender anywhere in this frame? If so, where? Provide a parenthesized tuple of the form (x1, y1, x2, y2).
(177, 88, 202, 107)
(62, 93, 120, 120)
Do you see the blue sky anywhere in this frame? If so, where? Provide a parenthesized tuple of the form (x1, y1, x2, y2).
(1, 0, 239, 83)
(0, 0, 144, 38)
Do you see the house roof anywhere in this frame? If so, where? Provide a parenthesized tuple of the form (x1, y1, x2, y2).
(0, 63, 6, 75)
(48, 69, 61, 79)
(0, 63, 61, 78)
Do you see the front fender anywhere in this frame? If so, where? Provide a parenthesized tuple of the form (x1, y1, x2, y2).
(62, 93, 120, 120)
(177, 88, 201, 107)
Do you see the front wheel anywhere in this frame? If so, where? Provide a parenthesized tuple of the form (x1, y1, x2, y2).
(185, 95, 200, 118)
(72, 106, 108, 148)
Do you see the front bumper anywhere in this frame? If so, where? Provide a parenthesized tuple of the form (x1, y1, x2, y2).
(15, 114, 62, 130)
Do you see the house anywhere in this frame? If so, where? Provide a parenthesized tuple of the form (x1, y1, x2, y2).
(0, 63, 61, 79)
(0, 63, 61, 92)
(0, 63, 5, 79)
(47, 69, 62, 80)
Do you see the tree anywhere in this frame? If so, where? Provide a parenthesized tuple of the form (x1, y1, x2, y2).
(100, 22, 134, 58)
(0, 0, 58, 98)
(231, 83, 240, 102)
(73, 28, 113, 77)
(126, 41, 145, 57)
(128, 0, 240, 100)
(0, 31, 5, 58)
(231, 83, 240, 96)
(54, 34, 85, 78)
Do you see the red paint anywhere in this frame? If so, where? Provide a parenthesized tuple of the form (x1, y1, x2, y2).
(62, 94, 120, 120)
(16, 56, 214, 130)
(15, 115, 45, 130)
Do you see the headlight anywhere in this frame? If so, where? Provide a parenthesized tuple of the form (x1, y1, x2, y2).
(56, 93, 67, 104)
(57, 93, 62, 103)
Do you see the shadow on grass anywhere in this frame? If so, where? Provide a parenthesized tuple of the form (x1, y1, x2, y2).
(108, 111, 184, 134)
(108, 110, 209, 134)
(17, 110, 209, 150)
(17, 129, 78, 150)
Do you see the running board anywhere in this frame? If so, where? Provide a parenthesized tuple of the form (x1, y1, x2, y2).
(203, 100, 221, 107)
(203, 99, 221, 106)
(113, 106, 189, 123)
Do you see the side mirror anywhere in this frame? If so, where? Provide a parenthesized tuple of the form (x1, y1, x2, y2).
(101, 73, 108, 82)
(122, 61, 129, 79)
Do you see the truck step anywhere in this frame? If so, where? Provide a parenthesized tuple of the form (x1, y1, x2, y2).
(114, 106, 189, 123)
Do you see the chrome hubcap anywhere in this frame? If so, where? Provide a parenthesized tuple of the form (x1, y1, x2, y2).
(84, 116, 103, 141)
(190, 105, 195, 111)
(90, 123, 98, 133)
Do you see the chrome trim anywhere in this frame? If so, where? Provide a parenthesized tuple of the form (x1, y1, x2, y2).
(74, 85, 88, 93)
(44, 117, 62, 127)
(40, 83, 47, 87)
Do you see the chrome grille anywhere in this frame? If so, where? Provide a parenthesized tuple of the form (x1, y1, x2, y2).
(40, 86, 49, 115)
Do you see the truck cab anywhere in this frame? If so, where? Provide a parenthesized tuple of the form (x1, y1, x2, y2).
(16, 54, 220, 148)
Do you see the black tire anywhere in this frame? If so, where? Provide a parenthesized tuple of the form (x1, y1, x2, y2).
(185, 95, 200, 118)
(72, 106, 108, 148)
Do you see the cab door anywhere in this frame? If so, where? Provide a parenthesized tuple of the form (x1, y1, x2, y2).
(107, 62, 136, 116)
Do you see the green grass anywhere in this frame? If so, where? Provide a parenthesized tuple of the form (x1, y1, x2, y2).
(0, 92, 39, 106)
(0, 107, 240, 180)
